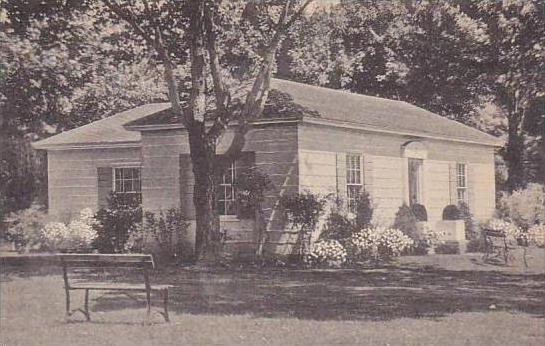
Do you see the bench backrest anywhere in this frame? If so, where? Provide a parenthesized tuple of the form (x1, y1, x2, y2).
(58, 254, 155, 270)
(482, 229, 506, 238)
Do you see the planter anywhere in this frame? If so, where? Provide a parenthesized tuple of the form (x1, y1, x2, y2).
(435, 220, 465, 242)
(435, 220, 466, 253)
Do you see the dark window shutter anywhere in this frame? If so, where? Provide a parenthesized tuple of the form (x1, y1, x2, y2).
(235, 151, 256, 219)
(97, 167, 113, 208)
(448, 162, 457, 205)
(336, 153, 347, 204)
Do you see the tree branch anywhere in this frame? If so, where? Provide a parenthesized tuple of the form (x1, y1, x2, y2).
(101, 0, 188, 125)
(187, 0, 207, 124)
(205, 0, 232, 140)
(220, 0, 314, 161)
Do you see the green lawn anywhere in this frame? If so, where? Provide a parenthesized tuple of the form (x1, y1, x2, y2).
(1, 249, 544, 346)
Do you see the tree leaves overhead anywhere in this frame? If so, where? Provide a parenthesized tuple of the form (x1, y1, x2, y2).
(283, 1, 490, 124)
(0, 1, 168, 136)
(280, 0, 544, 188)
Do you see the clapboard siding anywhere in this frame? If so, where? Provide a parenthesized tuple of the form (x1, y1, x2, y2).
(138, 124, 299, 255)
(469, 163, 496, 221)
(297, 123, 497, 227)
(369, 156, 406, 226)
(141, 129, 187, 213)
(425, 160, 451, 222)
(299, 149, 337, 194)
(299, 123, 495, 164)
(245, 124, 299, 255)
(47, 147, 141, 222)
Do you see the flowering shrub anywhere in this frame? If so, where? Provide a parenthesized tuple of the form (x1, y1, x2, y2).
(393, 203, 418, 240)
(417, 224, 444, 249)
(144, 208, 189, 262)
(305, 239, 347, 267)
(41, 222, 70, 250)
(41, 208, 98, 251)
(498, 183, 545, 229)
(281, 192, 327, 257)
(3, 204, 49, 252)
(482, 218, 522, 239)
(349, 227, 414, 262)
(93, 193, 142, 253)
(320, 192, 374, 243)
(527, 224, 545, 247)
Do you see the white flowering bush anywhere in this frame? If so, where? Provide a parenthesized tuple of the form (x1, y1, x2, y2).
(4, 204, 49, 253)
(482, 218, 522, 239)
(41, 222, 70, 250)
(349, 227, 414, 262)
(417, 223, 445, 249)
(41, 208, 98, 251)
(527, 224, 545, 247)
(305, 239, 348, 267)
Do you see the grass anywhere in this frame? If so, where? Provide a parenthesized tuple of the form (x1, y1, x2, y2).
(1, 249, 544, 346)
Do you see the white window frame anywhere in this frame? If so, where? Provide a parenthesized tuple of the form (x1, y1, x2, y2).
(113, 167, 141, 194)
(346, 153, 363, 213)
(217, 161, 237, 216)
(456, 163, 468, 204)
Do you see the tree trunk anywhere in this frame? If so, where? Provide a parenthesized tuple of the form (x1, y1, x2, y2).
(187, 125, 221, 262)
(504, 113, 525, 192)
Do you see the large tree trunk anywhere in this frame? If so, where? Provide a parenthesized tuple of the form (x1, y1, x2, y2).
(504, 113, 525, 192)
(187, 125, 222, 261)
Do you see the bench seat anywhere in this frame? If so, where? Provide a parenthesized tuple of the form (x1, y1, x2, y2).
(69, 283, 173, 291)
(59, 253, 171, 323)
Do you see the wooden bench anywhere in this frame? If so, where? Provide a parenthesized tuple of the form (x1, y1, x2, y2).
(482, 229, 513, 264)
(59, 254, 172, 323)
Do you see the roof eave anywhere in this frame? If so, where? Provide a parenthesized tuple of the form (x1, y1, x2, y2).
(32, 140, 141, 151)
(123, 117, 301, 132)
(302, 117, 503, 147)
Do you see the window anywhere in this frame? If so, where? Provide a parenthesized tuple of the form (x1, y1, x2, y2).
(217, 162, 236, 216)
(456, 163, 467, 204)
(114, 167, 141, 194)
(346, 154, 362, 213)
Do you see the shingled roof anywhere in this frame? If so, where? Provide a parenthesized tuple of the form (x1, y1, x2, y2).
(32, 103, 170, 149)
(33, 79, 501, 149)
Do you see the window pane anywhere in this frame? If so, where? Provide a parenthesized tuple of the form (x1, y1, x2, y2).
(226, 201, 236, 215)
(134, 178, 141, 192)
(115, 179, 123, 192)
(123, 179, 132, 192)
(457, 189, 466, 203)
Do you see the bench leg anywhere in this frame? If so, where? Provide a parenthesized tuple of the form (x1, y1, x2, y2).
(162, 289, 170, 322)
(64, 288, 71, 322)
(84, 289, 91, 321)
(145, 288, 151, 325)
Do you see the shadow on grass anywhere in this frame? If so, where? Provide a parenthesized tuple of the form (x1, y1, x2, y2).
(89, 265, 545, 322)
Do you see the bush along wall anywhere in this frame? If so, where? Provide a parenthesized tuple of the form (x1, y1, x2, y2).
(144, 207, 189, 264)
(280, 191, 326, 261)
(92, 193, 142, 253)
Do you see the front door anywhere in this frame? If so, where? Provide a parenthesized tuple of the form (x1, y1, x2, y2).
(408, 158, 423, 206)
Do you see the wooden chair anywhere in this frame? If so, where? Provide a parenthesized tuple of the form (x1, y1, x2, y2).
(58, 254, 172, 324)
(482, 230, 512, 264)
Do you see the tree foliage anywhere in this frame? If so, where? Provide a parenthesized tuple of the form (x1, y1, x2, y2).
(281, 0, 544, 190)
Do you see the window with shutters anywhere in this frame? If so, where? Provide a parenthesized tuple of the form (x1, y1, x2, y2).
(346, 154, 363, 213)
(456, 163, 467, 204)
(217, 161, 236, 216)
(113, 167, 141, 194)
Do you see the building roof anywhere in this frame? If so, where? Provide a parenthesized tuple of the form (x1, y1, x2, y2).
(33, 79, 501, 149)
(270, 79, 501, 146)
(32, 103, 170, 149)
